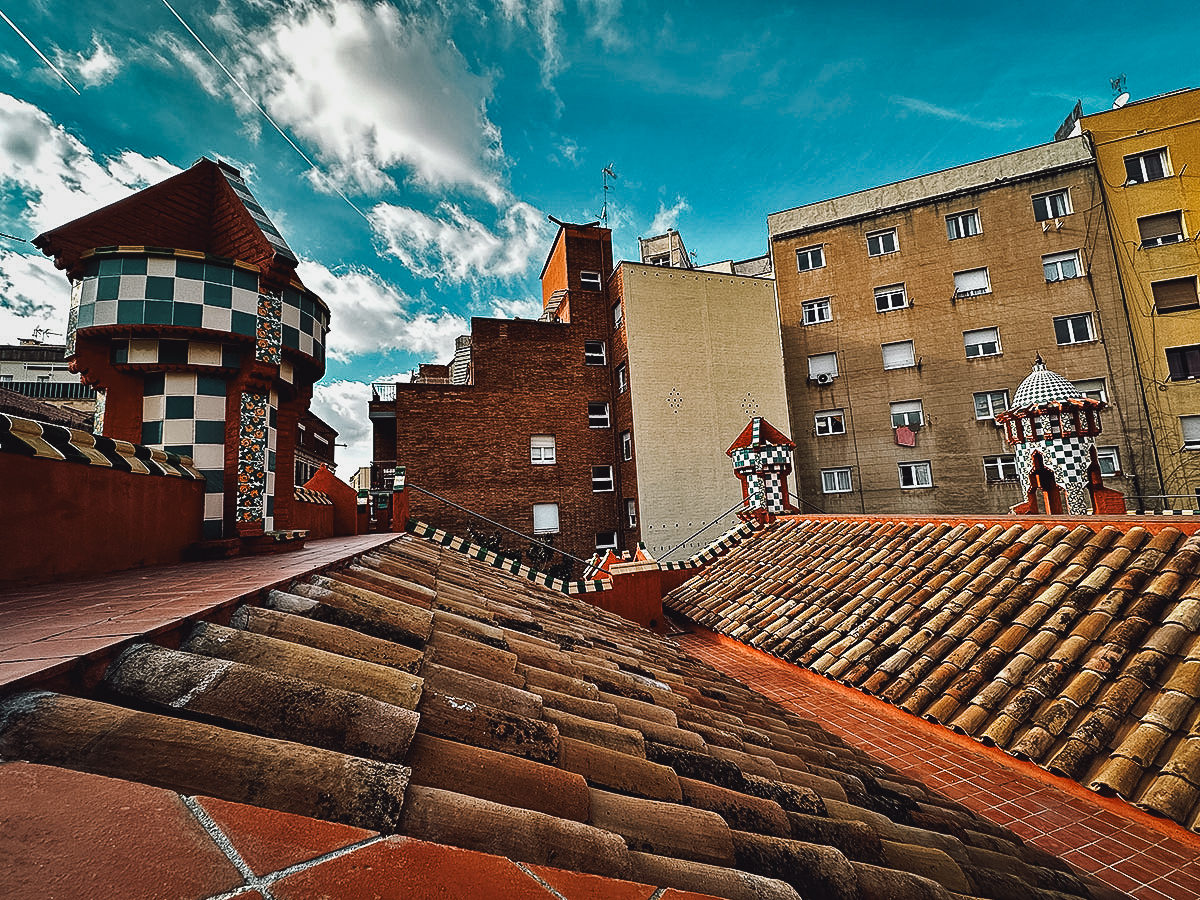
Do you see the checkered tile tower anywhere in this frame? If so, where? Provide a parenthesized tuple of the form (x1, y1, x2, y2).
(726, 416, 798, 520)
(995, 356, 1106, 515)
(33, 158, 329, 541)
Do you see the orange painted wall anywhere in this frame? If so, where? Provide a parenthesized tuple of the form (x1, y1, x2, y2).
(290, 501, 335, 539)
(0, 455, 205, 584)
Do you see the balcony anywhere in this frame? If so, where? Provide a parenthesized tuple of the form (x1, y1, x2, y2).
(1, 381, 96, 400)
(371, 383, 397, 403)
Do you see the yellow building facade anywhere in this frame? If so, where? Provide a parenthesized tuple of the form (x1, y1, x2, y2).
(1082, 89, 1200, 509)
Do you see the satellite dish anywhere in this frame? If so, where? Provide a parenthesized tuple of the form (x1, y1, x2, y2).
(1113, 91, 1130, 109)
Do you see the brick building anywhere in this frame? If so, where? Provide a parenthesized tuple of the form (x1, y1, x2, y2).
(370, 220, 790, 567)
(767, 136, 1159, 515)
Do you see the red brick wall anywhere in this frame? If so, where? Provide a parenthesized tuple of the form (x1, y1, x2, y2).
(0, 454, 205, 584)
(291, 499, 335, 539)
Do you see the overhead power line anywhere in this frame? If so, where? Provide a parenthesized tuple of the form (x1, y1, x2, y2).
(0, 9, 81, 94)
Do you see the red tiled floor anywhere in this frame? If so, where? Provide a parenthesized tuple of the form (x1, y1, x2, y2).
(270, 836, 557, 899)
(677, 627, 1200, 900)
(194, 796, 378, 878)
(0, 533, 398, 690)
(0, 763, 243, 900)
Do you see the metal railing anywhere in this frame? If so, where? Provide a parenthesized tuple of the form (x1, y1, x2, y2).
(1, 380, 96, 400)
(371, 383, 397, 403)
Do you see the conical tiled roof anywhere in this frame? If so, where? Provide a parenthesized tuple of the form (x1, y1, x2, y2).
(1011, 357, 1083, 408)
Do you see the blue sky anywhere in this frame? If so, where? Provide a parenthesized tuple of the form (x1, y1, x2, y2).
(1, 0, 1197, 472)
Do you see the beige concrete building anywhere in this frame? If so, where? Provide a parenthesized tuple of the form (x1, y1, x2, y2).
(767, 136, 1160, 514)
(1081, 88, 1200, 510)
(610, 259, 791, 559)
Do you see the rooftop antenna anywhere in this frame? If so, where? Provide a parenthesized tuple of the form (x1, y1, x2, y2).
(600, 164, 617, 228)
(1111, 74, 1130, 109)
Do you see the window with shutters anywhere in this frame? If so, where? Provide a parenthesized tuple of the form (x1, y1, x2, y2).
(890, 399, 924, 428)
(946, 210, 981, 240)
(815, 409, 846, 436)
(882, 340, 916, 370)
(1043, 251, 1081, 282)
(1054, 313, 1096, 345)
(874, 283, 908, 312)
(1153, 277, 1199, 313)
(867, 228, 898, 256)
(533, 503, 560, 534)
(1032, 189, 1071, 221)
(808, 352, 838, 379)
(530, 435, 556, 464)
(1167, 344, 1200, 381)
(1074, 379, 1107, 402)
(1139, 211, 1185, 248)
(899, 461, 933, 488)
(964, 327, 1001, 359)
(1125, 148, 1169, 184)
(802, 297, 832, 324)
(821, 468, 852, 494)
(953, 267, 990, 297)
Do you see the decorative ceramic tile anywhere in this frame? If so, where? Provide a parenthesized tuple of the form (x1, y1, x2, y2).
(236, 389, 269, 524)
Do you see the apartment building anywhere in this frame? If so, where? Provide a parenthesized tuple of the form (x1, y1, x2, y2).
(1081, 88, 1200, 510)
(767, 136, 1159, 515)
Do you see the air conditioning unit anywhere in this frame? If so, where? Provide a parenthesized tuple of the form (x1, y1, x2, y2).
(815, 373, 834, 386)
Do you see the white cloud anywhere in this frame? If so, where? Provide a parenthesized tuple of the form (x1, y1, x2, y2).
(890, 96, 1020, 130)
(62, 34, 121, 87)
(580, 0, 626, 52)
(0, 249, 69, 344)
(297, 257, 467, 362)
(0, 92, 180, 235)
(0, 93, 181, 342)
(221, 0, 508, 201)
(649, 195, 689, 234)
(369, 199, 549, 283)
(490, 296, 544, 319)
(310, 379, 374, 475)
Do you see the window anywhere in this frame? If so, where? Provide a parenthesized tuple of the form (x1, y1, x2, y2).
(592, 466, 614, 492)
(584, 341, 607, 365)
(533, 503, 560, 534)
(1139, 211, 1185, 247)
(796, 245, 825, 272)
(984, 455, 1018, 483)
(890, 400, 924, 428)
(964, 327, 1001, 359)
(616, 363, 628, 393)
(808, 352, 838, 380)
(882, 340, 916, 370)
(821, 467, 852, 494)
(802, 297, 832, 324)
(867, 228, 898, 256)
(1096, 447, 1121, 476)
(974, 390, 1010, 419)
(899, 461, 933, 489)
(946, 210, 981, 240)
(596, 531, 618, 550)
(1153, 277, 1199, 313)
(531, 435, 556, 465)
(815, 409, 846, 436)
(874, 283, 908, 312)
(626, 498, 637, 527)
(648, 254, 670, 267)
(0, 374, 11, 382)
(1054, 313, 1096, 345)
(588, 402, 610, 427)
(1075, 379, 1107, 402)
(612, 301, 623, 329)
(1043, 250, 1081, 282)
(620, 430, 632, 460)
(1125, 148, 1169, 184)
(581, 271, 602, 290)
(953, 267, 990, 297)
(1167, 345, 1200, 381)
(1183, 416, 1200, 449)
(1032, 189, 1071, 221)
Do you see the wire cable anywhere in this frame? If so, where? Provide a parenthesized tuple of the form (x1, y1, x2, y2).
(0, 9, 80, 94)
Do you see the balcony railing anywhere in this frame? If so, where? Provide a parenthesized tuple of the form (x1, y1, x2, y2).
(371, 383, 397, 403)
(1, 380, 96, 400)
